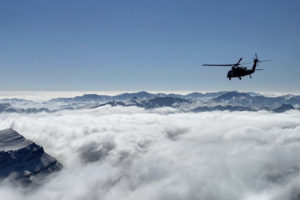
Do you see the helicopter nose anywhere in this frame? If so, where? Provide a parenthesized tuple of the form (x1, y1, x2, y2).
(227, 71, 232, 77)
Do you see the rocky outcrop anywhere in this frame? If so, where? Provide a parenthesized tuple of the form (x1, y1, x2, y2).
(0, 129, 62, 185)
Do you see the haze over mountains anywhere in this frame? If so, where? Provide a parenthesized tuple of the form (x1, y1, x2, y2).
(0, 91, 299, 113)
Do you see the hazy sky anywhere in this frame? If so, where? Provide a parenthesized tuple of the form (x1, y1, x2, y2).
(0, 0, 299, 92)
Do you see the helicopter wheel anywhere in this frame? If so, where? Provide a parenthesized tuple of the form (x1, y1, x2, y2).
(239, 77, 241, 80)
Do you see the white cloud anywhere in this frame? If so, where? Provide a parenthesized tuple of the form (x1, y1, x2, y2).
(1, 107, 300, 200)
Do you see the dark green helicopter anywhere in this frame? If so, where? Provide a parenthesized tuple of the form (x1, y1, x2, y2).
(203, 53, 270, 80)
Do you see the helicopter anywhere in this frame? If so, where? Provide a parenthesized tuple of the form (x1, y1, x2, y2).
(203, 53, 270, 80)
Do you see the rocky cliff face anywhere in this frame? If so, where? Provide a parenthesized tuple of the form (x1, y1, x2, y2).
(0, 129, 62, 185)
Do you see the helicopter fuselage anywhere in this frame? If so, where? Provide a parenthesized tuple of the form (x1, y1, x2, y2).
(227, 67, 254, 80)
(203, 55, 262, 80)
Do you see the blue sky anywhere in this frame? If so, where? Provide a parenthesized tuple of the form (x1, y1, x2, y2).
(0, 0, 299, 92)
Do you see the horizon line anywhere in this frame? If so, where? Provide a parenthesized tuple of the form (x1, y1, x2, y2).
(0, 90, 299, 102)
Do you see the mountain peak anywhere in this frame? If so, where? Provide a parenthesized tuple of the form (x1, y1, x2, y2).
(272, 104, 295, 113)
(0, 128, 33, 151)
(0, 129, 62, 185)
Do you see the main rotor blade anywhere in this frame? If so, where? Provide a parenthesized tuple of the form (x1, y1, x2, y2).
(241, 62, 252, 65)
(242, 60, 271, 65)
(202, 64, 233, 66)
(237, 57, 243, 64)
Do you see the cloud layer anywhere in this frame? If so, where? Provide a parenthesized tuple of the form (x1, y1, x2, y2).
(1, 106, 300, 200)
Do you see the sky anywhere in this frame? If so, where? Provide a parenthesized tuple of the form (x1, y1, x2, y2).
(0, 0, 299, 92)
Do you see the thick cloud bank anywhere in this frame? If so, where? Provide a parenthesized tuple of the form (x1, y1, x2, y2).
(1, 106, 300, 200)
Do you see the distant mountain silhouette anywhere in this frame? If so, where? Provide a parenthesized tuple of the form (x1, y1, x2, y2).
(272, 104, 295, 113)
(112, 91, 155, 100)
(0, 103, 49, 113)
(48, 94, 111, 103)
(92, 97, 190, 109)
(140, 97, 190, 109)
(91, 101, 127, 109)
(213, 91, 251, 101)
(192, 105, 256, 112)
(1, 91, 300, 113)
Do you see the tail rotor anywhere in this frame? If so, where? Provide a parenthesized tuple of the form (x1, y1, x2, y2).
(254, 53, 261, 67)
(253, 53, 271, 70)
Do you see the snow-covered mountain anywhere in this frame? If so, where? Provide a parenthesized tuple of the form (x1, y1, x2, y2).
(1, 91, 300, 113)
(0, 103, 49, 113)
(0, 129, 62, 185)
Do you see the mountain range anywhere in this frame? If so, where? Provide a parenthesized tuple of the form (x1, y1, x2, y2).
(0, 91, 299, 113)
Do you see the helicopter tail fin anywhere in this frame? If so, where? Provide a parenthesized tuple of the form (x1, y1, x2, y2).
(252, 61, 257, 72)
(252, 53, 260, 72)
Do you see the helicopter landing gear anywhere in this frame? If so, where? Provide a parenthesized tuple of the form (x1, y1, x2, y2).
(249, 75, 252, 78)
(239, 77, 241, 80)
